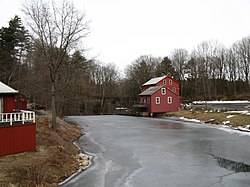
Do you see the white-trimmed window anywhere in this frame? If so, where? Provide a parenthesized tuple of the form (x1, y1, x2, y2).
(163, 79, 166, 85)
(156, 97, 160, 104)
(172, 87, 176, 93)
(168, 96, 172, 104)
(161, 88, 166, 95)
(169, 79, 172, 85)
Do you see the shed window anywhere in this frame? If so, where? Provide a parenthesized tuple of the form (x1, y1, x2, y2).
(169, 79, 172, 85)
(163, 80, 166, 85)
(168, 96, 172, 104)
(161, 88, 166, 95)
(156, 97, 160, 104)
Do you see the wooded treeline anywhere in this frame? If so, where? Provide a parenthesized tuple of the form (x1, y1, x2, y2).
(1, 2, 250, 118)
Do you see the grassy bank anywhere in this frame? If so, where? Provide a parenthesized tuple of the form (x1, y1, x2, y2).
(168, 109, 250, 127)
(0, 112, 85, 186)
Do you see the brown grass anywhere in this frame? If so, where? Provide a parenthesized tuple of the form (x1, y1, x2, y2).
(169, 109, 250, 127)
(0, 112, 83, 186)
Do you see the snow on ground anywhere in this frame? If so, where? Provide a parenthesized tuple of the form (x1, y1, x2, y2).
(178, 116, 250, 136)
(225, 110, 250, 115)
(237, 126, 250, 132)
(226, 115, 235, 119)
(179, 117, 201, 123)
(214, 125, 250, 136)
(207, 100, 250, 104)
(192, 100, 250, 104)
(222, 121, 230, 125)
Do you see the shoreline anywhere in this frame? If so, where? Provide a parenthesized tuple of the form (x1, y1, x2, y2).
(58, 129, 93, 186)
(164, 116, 250, 135)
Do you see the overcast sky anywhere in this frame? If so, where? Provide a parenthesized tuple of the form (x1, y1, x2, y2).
(1, 0, 250, 71)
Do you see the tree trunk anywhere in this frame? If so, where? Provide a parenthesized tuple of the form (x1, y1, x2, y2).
(51, 81, 57, 131)
(100, 88, 105, 115)
(180, 81, 184, 97)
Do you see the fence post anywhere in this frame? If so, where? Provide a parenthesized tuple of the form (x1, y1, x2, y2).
(10, 113, 13, 125)
(32, 112, 35, 123)
(22, 112, 25, 124)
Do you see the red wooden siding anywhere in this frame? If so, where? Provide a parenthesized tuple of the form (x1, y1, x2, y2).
(0, 124, 36, 156)
(140, 87, 180, 114)
(3, 95, 27, 113)
(156, 77, 180, 96)
(164, 90, 180, 112)
(19, 95, 28, 110)
(139, 76, 180, 114)
(3, 96, 16, 113)
(150, 88, 169, 113)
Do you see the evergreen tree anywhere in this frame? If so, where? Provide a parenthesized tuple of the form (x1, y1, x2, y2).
(156, 56, 179, 80)
(0, 16, 30, 85)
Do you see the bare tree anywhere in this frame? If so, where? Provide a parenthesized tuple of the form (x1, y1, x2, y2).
(126, 55, 161, 91)
(91, 62, 119, 114)
(170, 48, 189, 96)
(225, 47, 238, 95)
(234, 36, 250, 92)
(170, 48, 189, 81)
(22, 0, 89, 130)
(193, 40, 222, 99)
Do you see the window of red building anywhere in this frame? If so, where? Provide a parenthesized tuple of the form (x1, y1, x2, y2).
(161, 88, 166, 95)
(156, 97, 160, 104)
(168, 96, 172, 104)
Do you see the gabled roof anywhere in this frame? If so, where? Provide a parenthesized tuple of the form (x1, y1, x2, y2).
(142, 76, 167, 86)
(139, 86, 162, 96)
(0, 81, 18, 94)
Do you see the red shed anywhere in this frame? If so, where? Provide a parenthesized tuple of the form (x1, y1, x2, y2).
(0, 81, 36, 156)
(0, 82, 28, 113)
(139, 76, 180, 116)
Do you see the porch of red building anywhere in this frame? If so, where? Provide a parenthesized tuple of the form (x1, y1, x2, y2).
(0, 110, 36, 156)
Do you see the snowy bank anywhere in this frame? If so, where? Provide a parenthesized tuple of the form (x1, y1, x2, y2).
(178, 116, 250, 136)
(193, 100, 250, 105)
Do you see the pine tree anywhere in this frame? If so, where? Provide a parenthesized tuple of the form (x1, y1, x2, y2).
(0, 16, 30, 85)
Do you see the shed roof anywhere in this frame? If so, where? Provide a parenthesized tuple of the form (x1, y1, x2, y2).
(142, 76, 167, 86)
(0, 81, 18, 94)
(139, 86, 162, 96)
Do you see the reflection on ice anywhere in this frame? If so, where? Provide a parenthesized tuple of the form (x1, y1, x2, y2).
(156, 121, 183, 129)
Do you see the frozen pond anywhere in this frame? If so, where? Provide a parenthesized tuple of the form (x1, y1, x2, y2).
(62, 115, 250, 187)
